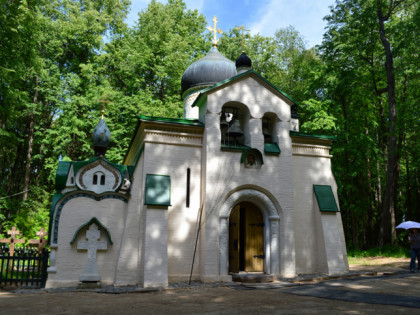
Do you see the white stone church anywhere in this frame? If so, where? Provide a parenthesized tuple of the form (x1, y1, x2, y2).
(46, 27, 348, 288)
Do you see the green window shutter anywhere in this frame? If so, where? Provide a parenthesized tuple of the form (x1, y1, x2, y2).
(145, 174, 171, 206)
(264, 142, 281, 155)
(313, 185, 339, 212)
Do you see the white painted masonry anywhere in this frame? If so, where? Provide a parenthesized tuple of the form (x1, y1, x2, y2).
(47, 70, 348, 289)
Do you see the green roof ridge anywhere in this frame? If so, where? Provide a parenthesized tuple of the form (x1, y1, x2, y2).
(290, 131, 337, 141)
(192, 69, 299, 108)
(138, 115, 204, 127)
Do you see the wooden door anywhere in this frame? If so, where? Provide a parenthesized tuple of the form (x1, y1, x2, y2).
(228, 202, 264, 273)
(244, 203, 264, 271)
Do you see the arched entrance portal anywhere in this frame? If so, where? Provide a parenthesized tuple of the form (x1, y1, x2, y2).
(229, 202, 264, 273)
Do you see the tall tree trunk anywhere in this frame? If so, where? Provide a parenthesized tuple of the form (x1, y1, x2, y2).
(404, 137, 412, 219)
(22, 76, 39, 202)
(377, 0, 399, 246)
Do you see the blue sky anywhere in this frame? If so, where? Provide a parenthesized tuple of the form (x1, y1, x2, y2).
(125, 0, 336, 48)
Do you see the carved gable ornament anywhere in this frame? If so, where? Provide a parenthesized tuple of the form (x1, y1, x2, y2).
(75, 158, 122, 194)
(241, 148, 263, 169)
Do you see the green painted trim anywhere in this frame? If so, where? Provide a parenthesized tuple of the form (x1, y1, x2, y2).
(123, 115, 204, 166)
(240, 148, 264, 165)
(181, 85, 207, 100)
(48, 193, 65, 245)
(132, 143, 145, 173)
(313, 185, 339, 212)
(221, 144, 251, 152)
(70, 217, 113, 245)
(264, 142, 281, 155)
(191, 69, 299, 107)
(55, 162, 72, 191)
(67, 157, 128, 191)
(193, 93, 207, 110)
(123, 120, 141, 165)
(145, 174, 171, 206)
(71, 157, 99, 176)
(290, 131, 337, 141)
(49, 190, 128, 245)
(137, 115, 204, 127)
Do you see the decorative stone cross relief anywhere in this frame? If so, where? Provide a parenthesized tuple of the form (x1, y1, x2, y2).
(77, 223, 108, 282)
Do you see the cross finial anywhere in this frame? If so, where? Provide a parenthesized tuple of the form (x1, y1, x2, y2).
(207, 15, 223, 47)
(29, 228, 48, 253)
(98, 95, 110, 119)
(0, 227, 25, 256)
(235, 25, 250, 52)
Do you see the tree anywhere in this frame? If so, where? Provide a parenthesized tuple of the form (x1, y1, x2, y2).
(320, 0, 420, 247)
(0, 0, 130, 237)
(104, 0, 208, 118)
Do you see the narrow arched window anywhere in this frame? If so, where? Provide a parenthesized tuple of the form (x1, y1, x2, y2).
(186, 168, 191, 208)
(93, 174, 98, 185)
(100, 175, 105, 185)
(262, 116, 272, 143)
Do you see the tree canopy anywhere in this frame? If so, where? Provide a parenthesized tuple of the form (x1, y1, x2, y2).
(1, 0, 418, 249)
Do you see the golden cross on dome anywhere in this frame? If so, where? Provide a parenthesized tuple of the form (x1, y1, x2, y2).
(98, 94, 110, 119)
(235, 25, 250, 52)
(207, 15, 223, 47)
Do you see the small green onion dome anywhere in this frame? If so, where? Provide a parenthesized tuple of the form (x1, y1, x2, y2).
(91, 118, 111, 157)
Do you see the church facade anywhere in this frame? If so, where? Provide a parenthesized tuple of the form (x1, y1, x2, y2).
(46, 34, 348, 288)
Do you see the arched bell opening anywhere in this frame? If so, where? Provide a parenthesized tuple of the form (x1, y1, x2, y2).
(262, 112, 279, 144)
(228, 202, 264, 273)
(220, 102, 250, 147)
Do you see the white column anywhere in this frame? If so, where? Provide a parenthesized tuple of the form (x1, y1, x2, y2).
(219, 216, 229, 275)
(143, 207, 169, 288)
(269, 218, 280, 274)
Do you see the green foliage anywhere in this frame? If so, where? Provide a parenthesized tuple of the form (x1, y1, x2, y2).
(319, 0, 420, 248)
(300, 99, 336, 133)
(219, 25, 322, 103)
(347, 244, 410, 258)
(1, 0, 418, 251)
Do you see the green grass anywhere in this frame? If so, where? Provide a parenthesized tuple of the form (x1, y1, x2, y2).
(347, 244, 410, 258)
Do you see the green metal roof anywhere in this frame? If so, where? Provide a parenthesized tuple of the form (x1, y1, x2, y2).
(71, 157, 129, 177)
(123, 115, 204, 165)
(54, 158, 130, 193)
(313, 185, 339, 212)
(145, 174, 171, 206)
(221, 144, 251, 152)
(290, 131, 337, 141)
(191, 69, 299, 108)
(138, 115, 204, 127)
(55, 162, 72, 191)
(264, 142, 281, 155)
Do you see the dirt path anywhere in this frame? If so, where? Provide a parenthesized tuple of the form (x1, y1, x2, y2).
(1, 258, 419, 315)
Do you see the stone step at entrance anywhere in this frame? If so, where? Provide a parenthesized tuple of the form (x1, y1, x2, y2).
(231, 273, 276, 283)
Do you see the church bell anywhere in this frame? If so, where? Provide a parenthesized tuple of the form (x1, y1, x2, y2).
(226, 117, 243, 138)
(220, 112, 229, 128)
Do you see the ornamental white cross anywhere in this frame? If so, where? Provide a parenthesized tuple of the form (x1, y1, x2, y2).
(77, 223, 108, 282)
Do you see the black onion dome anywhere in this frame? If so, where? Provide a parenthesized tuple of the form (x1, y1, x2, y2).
(181, 46, 237, 95)
(91, 118, 111, 157)
(235, 52, 252, 69)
